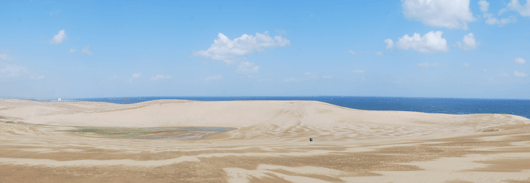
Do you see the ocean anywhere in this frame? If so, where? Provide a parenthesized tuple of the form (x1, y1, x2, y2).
(68, 96, 530, 119)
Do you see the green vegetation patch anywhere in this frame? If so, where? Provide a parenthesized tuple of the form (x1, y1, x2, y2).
(63, 127, 189, 138)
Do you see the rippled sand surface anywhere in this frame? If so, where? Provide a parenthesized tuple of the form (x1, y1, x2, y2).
(1, 99, 530, 183)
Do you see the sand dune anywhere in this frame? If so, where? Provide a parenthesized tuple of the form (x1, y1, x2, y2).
(1, 99, 530, 182)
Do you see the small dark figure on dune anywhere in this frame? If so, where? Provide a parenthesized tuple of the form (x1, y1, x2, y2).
(310, 138, 313, 142)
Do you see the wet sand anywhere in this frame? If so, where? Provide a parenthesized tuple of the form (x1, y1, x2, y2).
(0, 99, 529, 183)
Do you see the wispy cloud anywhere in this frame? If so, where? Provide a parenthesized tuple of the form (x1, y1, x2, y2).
(348, 50, 356, 55)
(284, 77, 299, 82)
(0, 64, 44, 80)
(352, 69, 365, 73)
(514, 71, 527, 77)
(131, 73, 141, 78)
(237, 61, 259, 74)
(498, 73, 509, 77)
(275, 30, 287, 35)
(49, 10, 59, 16)
(303, 71, 320, 79)
(375, 51, 384, 56)
(205, 75, 223, 80)
(418, 62, 439, 68)
(82, 45, 92, 55)
(125, 73, 142, 82)
(485, 16, 515, 26)
(0, 53, 12, 61)
(480, 0, 515, 26)
(395, 78, 406, 83)
(515, 57, 526, 64)
(0, 64, 27, 78)
(109, 75, 120, 80)
(150, 74, 172, 80)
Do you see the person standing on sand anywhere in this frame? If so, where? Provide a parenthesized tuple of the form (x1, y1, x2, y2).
(310, 138, 313, 142)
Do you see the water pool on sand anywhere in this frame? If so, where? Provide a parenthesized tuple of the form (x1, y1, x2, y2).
(62, 126, 237, 140)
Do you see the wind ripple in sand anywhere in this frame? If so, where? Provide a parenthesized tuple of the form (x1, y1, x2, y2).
(1, 99, 530, 183)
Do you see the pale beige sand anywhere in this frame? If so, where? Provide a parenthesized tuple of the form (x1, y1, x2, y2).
(0, 98, 530, 183)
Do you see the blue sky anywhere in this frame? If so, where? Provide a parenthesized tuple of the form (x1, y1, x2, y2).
(1, 0, 529, 99)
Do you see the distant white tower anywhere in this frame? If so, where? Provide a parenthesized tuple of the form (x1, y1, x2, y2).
(58, 98, 61, 102)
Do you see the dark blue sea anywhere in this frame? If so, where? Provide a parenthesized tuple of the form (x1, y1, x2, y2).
(69, 96, 530, 119)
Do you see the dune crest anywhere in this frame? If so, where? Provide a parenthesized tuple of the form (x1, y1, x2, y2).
(1, 99, 529, 140)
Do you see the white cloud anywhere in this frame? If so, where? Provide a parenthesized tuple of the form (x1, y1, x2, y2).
(82, 45, 92, 55)
(69, 48, 76, 53)
(131, 73, 141, 78)
(478, 0, 489, 12)
(304, 72, 312, 75)
(402, 0, 475, 29)
(394, 31, 448, 54)
(514, 71, 527, 77)
(237, 61, 259, 74)
(322, 75, 332, 79)
(50, 30, 67, 44)
(515, 57, 526, 64)
(483, 69, 488, 72)
(352, 69, 365, 73)
(283, 77, 299, 82)
(418, 62, 439, 68)
(384, 39, 394, 49)
(508, 0, 530, 16)
(205, 75, 223, 80)
(457, 33, 479, 50)
(348, 50, 356, 55)
(194, 32, 290, 64)
(463, 63, 470, 67)
(150, 74, 172, 80)
(375, 51, 384, 56)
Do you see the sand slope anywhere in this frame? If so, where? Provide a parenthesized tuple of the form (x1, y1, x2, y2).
(1, 99, 530, 182)
(1, 99, 528, 140)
